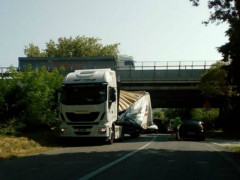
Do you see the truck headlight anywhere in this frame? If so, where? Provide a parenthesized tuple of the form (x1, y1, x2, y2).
(60, 128, 67, 134)
(98, 127, 107, 134)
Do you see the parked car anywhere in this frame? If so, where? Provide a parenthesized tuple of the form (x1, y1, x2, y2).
(179, 119, 205, 141)
(146, 124, 158, 134)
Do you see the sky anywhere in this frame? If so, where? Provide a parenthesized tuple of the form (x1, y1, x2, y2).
(0, 0, 229, 67)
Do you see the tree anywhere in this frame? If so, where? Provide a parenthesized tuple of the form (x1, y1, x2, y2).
(153, 111, 162, 119)
(24, 36, 119, 58)
(191, 108, 219, 130)
(0, 66, 64, 134)
(189, 0, 240, 94)
(24, 43, 46, 57)
(199, 61, 232, 97)
(198, 61, 234, 130)
(189, 0, 240, 131)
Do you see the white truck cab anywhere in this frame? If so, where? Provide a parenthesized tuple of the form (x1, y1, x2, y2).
(59, 69, 123, 143)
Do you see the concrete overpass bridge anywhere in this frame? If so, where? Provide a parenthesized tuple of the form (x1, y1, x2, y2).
(117, 61, 217, 108)
(117, 69, 206, 108)
(1, 61, 217, 108)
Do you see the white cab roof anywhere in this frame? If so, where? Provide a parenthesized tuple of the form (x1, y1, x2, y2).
(63, 68, 115, 84)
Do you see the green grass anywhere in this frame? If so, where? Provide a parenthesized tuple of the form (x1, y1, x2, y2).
(206, 130, 240, 154)
(0, 131, 60, 160)
(227, 146, 240, 153)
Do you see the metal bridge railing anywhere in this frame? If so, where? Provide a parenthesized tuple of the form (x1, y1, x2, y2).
(0, 67, 18, 78)
(133, 61, 217, 70)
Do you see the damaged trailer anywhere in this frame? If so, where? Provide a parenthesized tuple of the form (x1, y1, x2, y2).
(117, 90, 154, 137)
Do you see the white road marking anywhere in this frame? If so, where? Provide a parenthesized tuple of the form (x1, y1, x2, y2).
(78, 136, 156, 180)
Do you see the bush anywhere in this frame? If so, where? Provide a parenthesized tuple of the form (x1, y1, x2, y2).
(0, 66, 64, 134)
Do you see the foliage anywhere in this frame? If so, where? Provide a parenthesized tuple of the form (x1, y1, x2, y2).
(189, 0, 240, 94)
(190, 0, 239, 24)
(160, 108, 192, 120)
(198, 61, 239, 131)
(24, 44, 46, 57)
(199, 61, 232, 97)
(153, 108, 193, 132)
(24, 36, 119, 58)
(153, 109, 168, 133)
(227, 146, 240, 153)
(153, 110, 164, 119)
(154, 108, 220, 131)
(219, 19, 240, 94)
(0, 67, 64, 134)
(191, 108, 219, 129)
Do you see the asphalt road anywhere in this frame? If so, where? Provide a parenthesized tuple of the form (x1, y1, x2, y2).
(0, 134, 240, 180)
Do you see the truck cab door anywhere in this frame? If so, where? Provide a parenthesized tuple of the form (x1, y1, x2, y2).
(108, 87, 117, 121)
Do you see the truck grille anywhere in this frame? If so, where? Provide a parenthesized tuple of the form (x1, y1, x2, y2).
(75, 132, 91, 135)
(72, 126, 92, 129)
(66, 112, 100, 122)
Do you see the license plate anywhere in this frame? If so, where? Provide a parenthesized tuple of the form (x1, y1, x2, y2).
(187, 132, 196, 135)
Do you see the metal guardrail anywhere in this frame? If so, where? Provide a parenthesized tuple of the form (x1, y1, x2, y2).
(0, 67, 18, 78)
(0, 67, 11, 73)
(133, 61, 217, 70)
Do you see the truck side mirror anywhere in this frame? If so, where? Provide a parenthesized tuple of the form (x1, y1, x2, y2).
(108, 87, 116, 109)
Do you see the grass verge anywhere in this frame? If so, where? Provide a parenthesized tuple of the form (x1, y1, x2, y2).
(227, 146, 240, 153)
(0, 131, 60, 160)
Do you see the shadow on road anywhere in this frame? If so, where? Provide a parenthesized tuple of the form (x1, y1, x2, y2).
(0, 141, 240, 180)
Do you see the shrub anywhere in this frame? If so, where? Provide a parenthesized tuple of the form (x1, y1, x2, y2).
(0, 66, 64, 134)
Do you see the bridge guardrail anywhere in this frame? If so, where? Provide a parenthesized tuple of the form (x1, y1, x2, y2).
(0, 67, 18, 78)
(133, 61, 217, 70)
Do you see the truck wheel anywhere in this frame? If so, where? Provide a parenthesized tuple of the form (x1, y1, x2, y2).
(109, 132, 114, 144)
(107, 126, 115, 144)
(119, 127, 125, 142)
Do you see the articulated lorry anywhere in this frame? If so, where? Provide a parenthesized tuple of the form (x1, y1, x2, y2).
(57, 68, 153, 144)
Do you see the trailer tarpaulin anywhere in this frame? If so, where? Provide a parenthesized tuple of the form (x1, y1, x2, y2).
(118, 91, 153, 130)
(119, 90, 145, 112)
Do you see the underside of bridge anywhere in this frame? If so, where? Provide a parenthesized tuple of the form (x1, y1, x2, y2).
(120, 83, 206, 108)
(147, 89, 205, 108)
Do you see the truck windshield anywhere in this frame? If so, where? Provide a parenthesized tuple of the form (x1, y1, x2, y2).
(60, 83, 107, 105)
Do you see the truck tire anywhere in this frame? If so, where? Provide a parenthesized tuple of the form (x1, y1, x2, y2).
(107, 126, 115, 145)
(119, 127, 125, 142)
